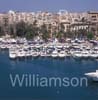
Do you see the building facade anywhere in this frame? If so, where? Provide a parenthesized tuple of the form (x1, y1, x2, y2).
(0, 10, 98, 35)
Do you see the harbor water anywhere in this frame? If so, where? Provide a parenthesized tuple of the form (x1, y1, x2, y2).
(0, 50, 98, 100)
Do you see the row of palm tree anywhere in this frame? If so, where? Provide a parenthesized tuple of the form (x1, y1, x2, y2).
(0, 19, 95, 41)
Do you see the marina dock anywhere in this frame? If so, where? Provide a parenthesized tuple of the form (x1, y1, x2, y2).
(0, 37, 98, 59)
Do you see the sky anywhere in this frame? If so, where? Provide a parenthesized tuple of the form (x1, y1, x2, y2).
(0, 0, 98, 12)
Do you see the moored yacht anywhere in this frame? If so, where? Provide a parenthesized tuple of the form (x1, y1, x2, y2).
(9, 48, 17, 59)
(73, 51, 82, 58)
(17, 49, 25, 58)
(0, 44, 6, 49)
(24, 49, 32, 57)
(51, 50, 58, 58)
(32, 51, 39, 57)
(58, 51, 66, 58)
(40, 51, 47, 57)
(85, 70, 98, 81)
(89, 51, 98, 58)
(81, 50, 89, 58)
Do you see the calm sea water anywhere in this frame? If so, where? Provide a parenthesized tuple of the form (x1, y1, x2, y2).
(0, 50, 98, 100)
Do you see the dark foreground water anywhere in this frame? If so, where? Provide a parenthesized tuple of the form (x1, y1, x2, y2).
(0, 51, 98, 100)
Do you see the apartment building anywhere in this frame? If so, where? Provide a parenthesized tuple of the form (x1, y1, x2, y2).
(70, 12, 89, 32)
(58, 10, 89, 32)
(0, 10, 98, 34)
(58, 10, 71, 32)
(87, 11, 98, 35)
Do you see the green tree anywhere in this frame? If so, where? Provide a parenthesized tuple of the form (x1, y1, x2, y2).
(55, 23, 65, 40)
(59, 23, 65, 33)
(25, 24, 34, 40)
(0, 25, 4, 36)
(40, 24, 50, 41)
(56, 32, 63, 39)
(9, 23, 17, 37)
(1, 17, 9, 35)
(16, 21, 27, 37)
(87, 32, 94, 40)
(77, 29, 88, 38)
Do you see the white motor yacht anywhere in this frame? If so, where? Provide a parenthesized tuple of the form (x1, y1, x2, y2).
(85, 70, 98, 81)
(82, 50, 89, 58)
(9, 48, 17, 59)
(40, 51, 47, 57)
(73, 51, 82, 58)
(17, 49, 25, 58)
(1, 44, 6, 49)
(56, 44, 63, 49)
(51, 50, 58, 58)
(89, 51, 98, 58)
(58, 51, 66, 58)
(32, 51, 39, 57)
(24, 49, 32, 57)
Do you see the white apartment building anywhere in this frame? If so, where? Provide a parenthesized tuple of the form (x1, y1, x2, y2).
(0, 10, 98, 34)
(70, 12, 89, 31)
(8, 10, 35, 24)
(58, 10, 71, 32)
(58, 10, 89, 32)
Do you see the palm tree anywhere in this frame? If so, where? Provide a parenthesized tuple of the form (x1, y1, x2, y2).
(9, 23, 17, 37)
(16, 21, 27, 37)
(2, 17, 9, 35)
(40, 24, 50, 41)
(0, 25, 4, 36)
(56, 23, 65, 40)
(47, 24, 52, 38)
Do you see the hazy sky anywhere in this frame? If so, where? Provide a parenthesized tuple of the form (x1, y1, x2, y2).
(0, 0, 98, 12)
